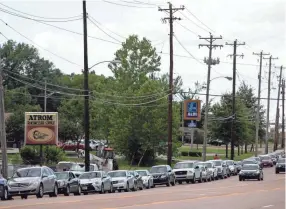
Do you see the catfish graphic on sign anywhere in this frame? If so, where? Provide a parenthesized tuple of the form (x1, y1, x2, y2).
(33, 130, 49, 140)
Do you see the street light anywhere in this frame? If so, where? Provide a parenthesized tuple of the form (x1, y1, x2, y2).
(88, 60, 120, 70)
(202, 75, 232, 161)
(202, 76, 233, 89)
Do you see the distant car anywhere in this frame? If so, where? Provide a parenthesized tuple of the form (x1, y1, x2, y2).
(7, 166, 58, 199)
(268, 154, 278, 165)
(275, 158, 285, 174)
(173, 161, 201, 184)
(107, 170, 136, 192)
(0, 174, 8, 200)
(79, 171, 113, 194)
(242, 159, 259, 167)
(205, 161, 219, 180)
(249, 157, 263, 168)
(225, 160, 237, 175)
(135, 170, 154, 189)
(70, 163, 99, 177)
(222, 161, 231, 177)
(60, 141, 85, 151)
(128, 171, 144, 190)
(238, 164, 263, 181)
(150, 165, 176, 187)
(54, 171, 81, 196)
(259, 155, 273, 167)
(195, 163, 213, 181)
(234, 161, 242, 172)
(208, 160, 227, 179)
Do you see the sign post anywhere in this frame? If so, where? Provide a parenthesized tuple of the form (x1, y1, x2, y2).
(24, 112, 58, 166)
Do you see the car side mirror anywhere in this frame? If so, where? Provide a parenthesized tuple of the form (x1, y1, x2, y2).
(135, 174, 139, 177)
(102, 176, 106, 179)
(42, 175, 48, 178)
(127, 175, 132, 178)
(195, 166, 199, 169)
(168, 170, 172, 172)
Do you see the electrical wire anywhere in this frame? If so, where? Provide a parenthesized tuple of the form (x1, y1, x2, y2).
(179, 11, 210, 34)
(0, 31, 8, 40)
(0, 19, 83, 67)
(173, 34, 204, 65)
(87, 16, 126, 40)
(176, 21, 199, 36)
(102, 0, 154, 8)
(0, 3, 82, 20)
(185, 7, 216, 34)
(87, 16, 122, 43)
(0, 7, 82, 23)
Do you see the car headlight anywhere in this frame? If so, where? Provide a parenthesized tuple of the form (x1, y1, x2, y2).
(160, 175, 167, 178)
(256, 170, 260, 174)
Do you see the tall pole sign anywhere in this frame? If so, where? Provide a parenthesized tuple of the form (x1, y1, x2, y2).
(183, 99, 201, 128)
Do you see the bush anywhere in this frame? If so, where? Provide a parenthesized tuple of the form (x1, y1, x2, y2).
(188, 152, 202, 157)
(181, 151, 189, 156)
(20, 145, 67, 165)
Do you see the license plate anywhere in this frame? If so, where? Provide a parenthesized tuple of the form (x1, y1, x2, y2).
(82, 186, 87, 190)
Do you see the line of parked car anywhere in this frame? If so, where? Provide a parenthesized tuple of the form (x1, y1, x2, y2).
(0, 150, 284, 201)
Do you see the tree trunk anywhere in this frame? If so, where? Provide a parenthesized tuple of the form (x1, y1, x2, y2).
(244, 144, 248, 153)
(138, 149, 147, 167)
(129, 152, 136, 168)
(225, 144, 228, 158)
(241, 145, 244, 154)
(237, 145, 240, 156)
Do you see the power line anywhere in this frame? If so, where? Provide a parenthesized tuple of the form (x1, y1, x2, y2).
(173, 34, 204, 65)
(0, 19, 83, 67)
(102, 0, 154, 8)
(176, 21, 199, 36)
(0, 2, 82, 20)
(87, 16, 122, 43)
(179, 11, 209, 34)
(0, 7, 82, 23)
(0, 31, 8, 40)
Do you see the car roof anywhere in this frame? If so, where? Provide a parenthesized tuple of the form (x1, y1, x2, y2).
(152, 165, 167, 167)
(176, 161, 197, 164)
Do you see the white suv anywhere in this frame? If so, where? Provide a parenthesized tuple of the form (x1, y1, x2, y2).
(173, 161, 201, 184)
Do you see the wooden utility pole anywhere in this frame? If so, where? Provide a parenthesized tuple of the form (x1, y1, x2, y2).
(199, 34, 223, 161)
(282, 79, 285, 149)
(0, 63, 8, 178)
(226, 39, 245, 160)
(159, 3, 184, 166)
(263, 56, 278, 154)
(253, 51, 270, 156)
(274, 66, 284, 151)
(83, 0, 90, 171)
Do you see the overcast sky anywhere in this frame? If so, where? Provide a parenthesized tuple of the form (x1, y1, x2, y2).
(1, 0, 285, 123)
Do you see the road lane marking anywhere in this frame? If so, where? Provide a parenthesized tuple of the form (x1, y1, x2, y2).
(101, 188, 284, 209)
(263, 205, 274, 208)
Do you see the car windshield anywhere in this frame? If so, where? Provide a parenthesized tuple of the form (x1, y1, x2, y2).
(174, 163, 194, 169)
(55, 172, 69, 180)
(137, 171, 147, 176)
(242, 165, 259, 170)
(90, 172, 101, 178)
(108, 171, 126, 178)
(13, 168, 41, 178)
(260, 156, 270, 160)
(226, 161, 233, 165)
(150, 166, 167, 173)
(212, 161, 222, 166)
(278, 158, 285, 163)
(79, 173, 91, 179)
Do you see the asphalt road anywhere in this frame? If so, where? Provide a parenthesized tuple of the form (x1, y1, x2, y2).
(1, 167, 285, 209)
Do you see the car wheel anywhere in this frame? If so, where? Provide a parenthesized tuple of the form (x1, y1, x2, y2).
(191, 175, 196, 184)
(100, 184, 105, 194)
(147, 180, 150, 189)
(1, 187, 8, 200)
(178, 180, 182, 184)
(276, 170, 279, 174)
(109, 184, 114, 193)
(257, 176, 261, 181)
(36, 184, 44, 198)
(124, 183, 130, 192)
(132, 182, 137, 191)
(186, 180, 190, 184)
(239, 176, 242, 181)
(171, 178, 176, 186)
(83, 192, 88, 195)
(139, 183, 144, 190)
(64, 185, 70, 196)
(74, 185, 81, 196)
(199, 175, 203, 183)
(49, 184, 58, 197)
(166, 179, 170, 187)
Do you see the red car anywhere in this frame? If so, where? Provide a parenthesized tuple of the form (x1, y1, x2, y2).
(259, 155, 273, 167)
(60, 141, 85, 151)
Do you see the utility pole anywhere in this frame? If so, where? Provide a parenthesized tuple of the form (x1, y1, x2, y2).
(253, 51, 270, 156)
(274, 66, 284, 151)
(0, 64, 8, 178)
(282, 79, 285, 149)
(83, 0, 90, 171)
(263, 56, 278, 154)
(199, 34, 223, 161)
(226, 39, 245, 160)
(181, 101, 184, 143)
(159, 3, 184, 166)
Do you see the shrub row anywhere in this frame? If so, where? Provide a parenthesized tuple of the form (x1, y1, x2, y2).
(181, 151, 202, 157)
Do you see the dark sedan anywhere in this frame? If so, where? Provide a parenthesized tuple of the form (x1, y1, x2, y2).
(259, 155, 273, 167)
(238, 164, 263, 181)
(150, 165, 176, 187)
(55, 171, 81, 196)
(275, 158, 285, 174)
